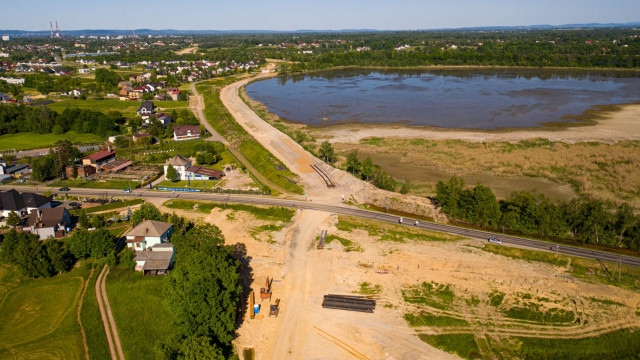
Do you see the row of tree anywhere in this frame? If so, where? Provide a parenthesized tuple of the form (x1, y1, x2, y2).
(0, 104, 121, 137)
(435, 176, 640, 251)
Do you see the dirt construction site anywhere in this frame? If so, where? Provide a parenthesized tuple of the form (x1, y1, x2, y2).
(155, 197, 640, 360)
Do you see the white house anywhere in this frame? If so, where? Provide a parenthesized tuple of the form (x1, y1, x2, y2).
(125, 220, 173, 251)
(0, 189, 52, 217)
(173, 125, 200, 141)
(163, 155, 192, 180)
(78, 68, 90, 74)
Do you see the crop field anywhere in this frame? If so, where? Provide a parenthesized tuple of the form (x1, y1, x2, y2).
(0, 131, 104, 151)
(106, 269, 176, 360)
(0, 264, 89, 360)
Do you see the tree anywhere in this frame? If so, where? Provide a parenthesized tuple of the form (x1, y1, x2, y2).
(131, 203, 163, 226)
(89, 229, 117, 259)
(163, 224, 241, 354)
(68, 230, 91, 259)
(114, 136, 131, 149)
(178, 335, 224, 360)
(399, 181, 410, 194)
(6, 211, 20, 226)
(361, 157, 373, 181)
(435, 176, 465, 217)
(31, 154, 59, 182)
(166, 164, 178, 182)
(318, 141, 336, 164)
(345, 150, 361, 175)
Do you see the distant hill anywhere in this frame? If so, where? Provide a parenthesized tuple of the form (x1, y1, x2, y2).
(1, 23, 639, 38)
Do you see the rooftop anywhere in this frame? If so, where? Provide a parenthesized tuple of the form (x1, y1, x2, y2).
(165, 155, 191, 167)
(83, 150, 116, 162)
(126, 220, 172, 238)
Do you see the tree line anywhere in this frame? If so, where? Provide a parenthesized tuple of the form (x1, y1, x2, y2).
(0, 103, 121, 137)
(435, 176, 640, 251)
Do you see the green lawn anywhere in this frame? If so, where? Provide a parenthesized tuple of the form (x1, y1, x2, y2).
(0, 131, 104, 151)
(157, 179, 217, 189)
(71, 199, 144, 215)
(47, 99, 189, 117)
(52, 179, 140, 190)
(0, 264, 89, 359)
(106, 269, 177, 360)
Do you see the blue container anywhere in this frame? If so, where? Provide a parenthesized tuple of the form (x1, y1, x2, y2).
(254, 304, 260, 314)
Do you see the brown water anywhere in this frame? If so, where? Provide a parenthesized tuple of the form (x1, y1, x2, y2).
(246, 69, 640, 129)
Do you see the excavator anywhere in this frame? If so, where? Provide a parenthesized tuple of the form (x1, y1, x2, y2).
(260, 277, 272, 301)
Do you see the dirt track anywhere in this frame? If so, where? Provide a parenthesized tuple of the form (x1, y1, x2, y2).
(95, 265, 125, 360)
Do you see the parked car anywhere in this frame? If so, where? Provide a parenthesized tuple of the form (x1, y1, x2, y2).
(122, 189, 131, 193)
(59, 187, 70, 191)
(488, 237, 502, 244)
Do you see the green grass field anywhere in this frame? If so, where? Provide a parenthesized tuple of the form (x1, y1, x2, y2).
(80, 264, 111, 360)
(157, 179, 217, 189)
(47, 99, 189, 117)
(0, 131, 104, 151)
(0, 264, 89, 359)
(52, 179, 139, 190)
(106, 269, 177, 360)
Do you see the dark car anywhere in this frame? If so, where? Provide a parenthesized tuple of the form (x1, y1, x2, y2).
(59, 187, 70, 191)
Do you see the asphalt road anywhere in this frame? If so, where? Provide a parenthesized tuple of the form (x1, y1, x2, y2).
(9, 185, 640, 268)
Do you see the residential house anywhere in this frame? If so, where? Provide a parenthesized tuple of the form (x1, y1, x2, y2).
(163, 155, 191, 180)
(185, 165, 224, 180)
(125, 220, 173, 251)
(118, 81, 133, 88)
(27, 207, 71, 240)
(169, 89, 181, 101)
(65, 164, 96, 179)
(132, 132, 152, 142)
(82, 149, 116, 170)
(134, 243, 175, 275)
(0, 189, 52, 217)
(0, 77, 25, 85)
(119, 86, 132, 97)
(153, 93, 167, 101)
(137, 100, 155, 118)
(5, 163, 30, 177)
(173, 125, 200, 141)
(0, 93, 12, 102)
(156, 113, 171, 127)
(78, 68, 90, 74)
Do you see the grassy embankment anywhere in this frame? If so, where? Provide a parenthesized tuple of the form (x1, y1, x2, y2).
(47, 99, 189, 117)
(344, 137, 640, 205)
(0, 131, 105, 151)
(163, 199, 295, 223)
(195, 82, 303, 194)
(106, 269, 177, 360)
(0, 264, 89, 359)
(481, 244, 640, 292)
(70, 198, 144, 215)
(52, 179, 140, 190)
(337, 215, 464, 243)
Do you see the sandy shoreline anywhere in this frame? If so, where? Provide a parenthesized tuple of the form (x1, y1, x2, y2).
(318, 103, 640, 144)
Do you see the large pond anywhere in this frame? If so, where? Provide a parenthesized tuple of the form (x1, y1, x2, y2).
(245, 69, 640, 129)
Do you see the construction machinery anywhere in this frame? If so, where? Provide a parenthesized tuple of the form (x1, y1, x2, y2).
(260, 277, 272, 301)
(270, 299, 280, 317)
(249, 291, 255, 319)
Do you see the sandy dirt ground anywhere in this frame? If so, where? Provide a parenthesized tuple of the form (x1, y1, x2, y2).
(318, 103, 640, 145)
(155, 199, 640, 360)
(174, 47, 198, 55)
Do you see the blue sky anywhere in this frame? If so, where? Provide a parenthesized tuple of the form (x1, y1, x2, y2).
(2, 0, 639, 31)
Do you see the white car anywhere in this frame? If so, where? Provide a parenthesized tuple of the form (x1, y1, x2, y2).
(488, 238, 502, 244)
